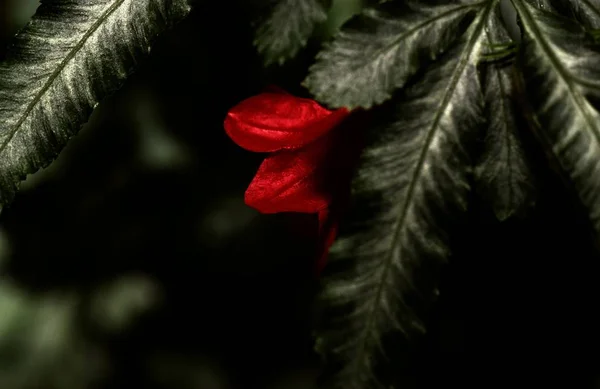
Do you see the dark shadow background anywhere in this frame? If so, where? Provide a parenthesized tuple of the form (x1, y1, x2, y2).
(0, 1, 599, 388)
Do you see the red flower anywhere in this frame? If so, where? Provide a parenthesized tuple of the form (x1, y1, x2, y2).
(224, 88, 362, 274)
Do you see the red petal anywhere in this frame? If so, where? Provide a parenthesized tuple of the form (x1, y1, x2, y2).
(244, 136, 333, 213)
(224, 92, 349, 152)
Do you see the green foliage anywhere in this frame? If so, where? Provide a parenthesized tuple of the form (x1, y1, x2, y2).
(513, 0, 600, 232)
(0, 0, 190, 208)
(475, 7, 535, 220)
(1, 0, 600, 388)
(0, 276, 159, 389)
(317, 3, 495, 387)
(304, 0, 483, 108)
(302, 0, 600, 387)
(253, 0, 331, 66)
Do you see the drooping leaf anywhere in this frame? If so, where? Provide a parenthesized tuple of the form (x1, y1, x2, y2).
(475, 7, 536, 220)
(540, 0, 600, 29)
(253, 0, 330, 66)
(0, 0, 191, 208)
(303, 0, 486, 109)
(315, 2, 495, 388)
(512, 0, 600, 235)
(577, 0, 600, 28)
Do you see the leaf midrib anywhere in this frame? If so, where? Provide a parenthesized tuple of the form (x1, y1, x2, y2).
(512, 0, 600, 147)
(498, 67, 518, 215)
(485, 21, 516, 216)
(0, 0, 127, 154)
(347, 0, 495, 380)
(350, 2, 485, 69)
(311, 1, 486, 108)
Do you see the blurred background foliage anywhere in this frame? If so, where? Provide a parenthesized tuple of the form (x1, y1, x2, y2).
(0, 1, 599, 388)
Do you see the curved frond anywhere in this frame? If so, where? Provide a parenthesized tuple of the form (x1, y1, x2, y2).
(512, 0, 600, 234)
(315, 2, 496, 388)
(304, 0, 486, 109)
(0, 0, 191, 207)
(541, 0, 600, 29)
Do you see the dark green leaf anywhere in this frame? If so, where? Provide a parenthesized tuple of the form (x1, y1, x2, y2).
(303, 0, 486, 109)
(512, 0, 600, 234)
(577, 0, 600, 28)
(475, 8, 535, 220)
(253, 0, 329, 66)
(541, 0, 600, 29)
(316, 2, 495, 388)
(0, 0, 190, 208)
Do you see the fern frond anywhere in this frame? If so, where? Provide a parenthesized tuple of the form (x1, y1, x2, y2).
(316, 2, 497, 388)
(512, 0, 600, 235)
(304, 0, 486, 109)
(0, 0, 191, 207)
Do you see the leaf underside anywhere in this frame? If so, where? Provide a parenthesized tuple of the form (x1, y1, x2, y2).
(512, 0, 600, 234)
(315, 2, 495, 388)
(253, 0, 329, 66)
(541, 0, 600, 29)
(0, 0, 191, 208)
(475, 6, 535, 220)
(304, 0, 485, 109)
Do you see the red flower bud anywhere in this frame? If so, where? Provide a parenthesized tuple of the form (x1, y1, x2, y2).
(224, 87, 362, 275)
